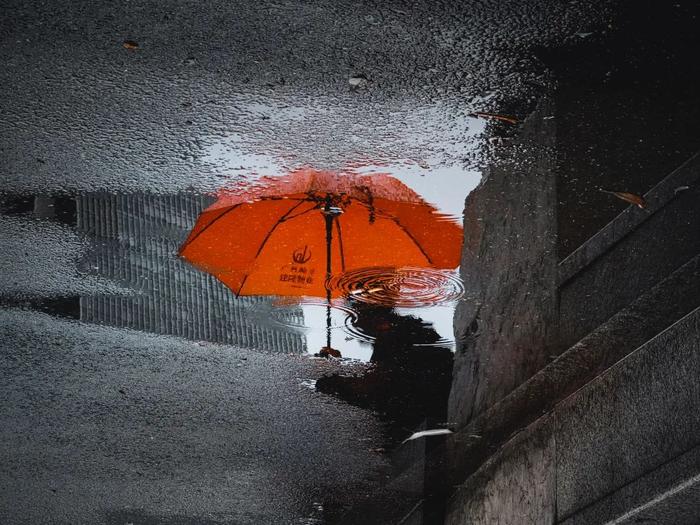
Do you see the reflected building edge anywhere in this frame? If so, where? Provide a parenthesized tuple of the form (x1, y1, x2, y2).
(74, 192, 307, 353)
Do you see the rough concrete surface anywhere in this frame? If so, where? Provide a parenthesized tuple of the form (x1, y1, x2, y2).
(445, 417, 555, 525)
(558, 182, 700, 350)
(0, 215, 125, 298)
(560, 443, 700, 525)
(4, 1, 700, 524)
(546, 3, 700, 257)
(0, 308, 387, 524)
(448, 97, 558, 429)
(555, 307, 700, 521)
(444, 307, 700, 525)
(0, 1, 606, 196)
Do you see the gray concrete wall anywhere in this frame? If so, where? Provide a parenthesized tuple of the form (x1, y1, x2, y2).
(448, 98, 559, 429)
(445, 418, 555, 525)
(445, 306, 700, 524)
(555, 307, 700, 521)
(444, 5, 700, 523)
(558, 156, 700, 350)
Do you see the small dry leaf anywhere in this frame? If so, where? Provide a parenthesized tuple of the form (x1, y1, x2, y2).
(123, 40, 139, 50)
(470, 112, 519, 125)
(600, 189, 646, 209)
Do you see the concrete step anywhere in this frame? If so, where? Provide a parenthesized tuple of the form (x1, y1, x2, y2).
(561, 442, 700, 525)
(558, 151, 700, 351)
(444, 252, 700, 490)
(444, 305, 700, 524)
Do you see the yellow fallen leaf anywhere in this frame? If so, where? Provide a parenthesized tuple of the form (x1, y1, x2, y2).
(470, 112, 518, 125)
(600, 189, 646, 209)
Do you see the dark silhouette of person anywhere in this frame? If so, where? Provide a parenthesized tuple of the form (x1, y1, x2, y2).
(316, 302, 453, 446)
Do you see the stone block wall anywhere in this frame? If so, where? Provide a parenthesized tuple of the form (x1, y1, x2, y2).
(445, 307, 700, 523)
(443, 5, 700, 522)
(448, 98, 558, 429)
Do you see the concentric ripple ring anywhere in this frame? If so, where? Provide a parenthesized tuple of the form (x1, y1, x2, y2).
(327, 266, 464, 307)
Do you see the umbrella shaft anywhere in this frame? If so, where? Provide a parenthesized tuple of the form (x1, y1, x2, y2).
(324, 208, 333, 278)
(325, 208, 333, 348)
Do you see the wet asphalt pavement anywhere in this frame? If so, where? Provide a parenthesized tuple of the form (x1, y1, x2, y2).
(1, 1, 610, 523)
(0, 0, 603, 195)
(1, 308, 387, 524)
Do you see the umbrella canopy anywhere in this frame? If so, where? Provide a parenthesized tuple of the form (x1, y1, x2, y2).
(179, 169, 463, 299)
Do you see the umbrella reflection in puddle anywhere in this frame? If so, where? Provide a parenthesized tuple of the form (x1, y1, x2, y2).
(179, 168, 464, 358)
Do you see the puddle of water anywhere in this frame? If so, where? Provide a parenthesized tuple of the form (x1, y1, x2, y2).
(0, 185, 464, 461)
(200, 99, 485, 207)
(0, 158, 474, 474)
(1, 183, 471, 361)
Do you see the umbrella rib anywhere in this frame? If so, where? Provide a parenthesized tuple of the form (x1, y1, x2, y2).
(254, 200, 311, 258)
(388, 216, 433, 265)
(236, 199, 309, 296)
(181, 198, 315, 252)
(179, 203, 244, 252)
(258, 196, 310, 202)
(335, 217, 346, 271)
(283, 203, 320, 221)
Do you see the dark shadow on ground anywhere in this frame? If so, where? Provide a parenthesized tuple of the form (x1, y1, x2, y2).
(316, 303, 453, 446)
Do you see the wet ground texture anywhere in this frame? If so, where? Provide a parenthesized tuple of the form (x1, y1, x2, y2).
(5, 1, 695, 524)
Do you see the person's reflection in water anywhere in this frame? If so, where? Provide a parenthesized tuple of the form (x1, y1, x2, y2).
(316, 302, 453, 445)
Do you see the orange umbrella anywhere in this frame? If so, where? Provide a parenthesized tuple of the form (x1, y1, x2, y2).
(179, 168, 463, 301)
